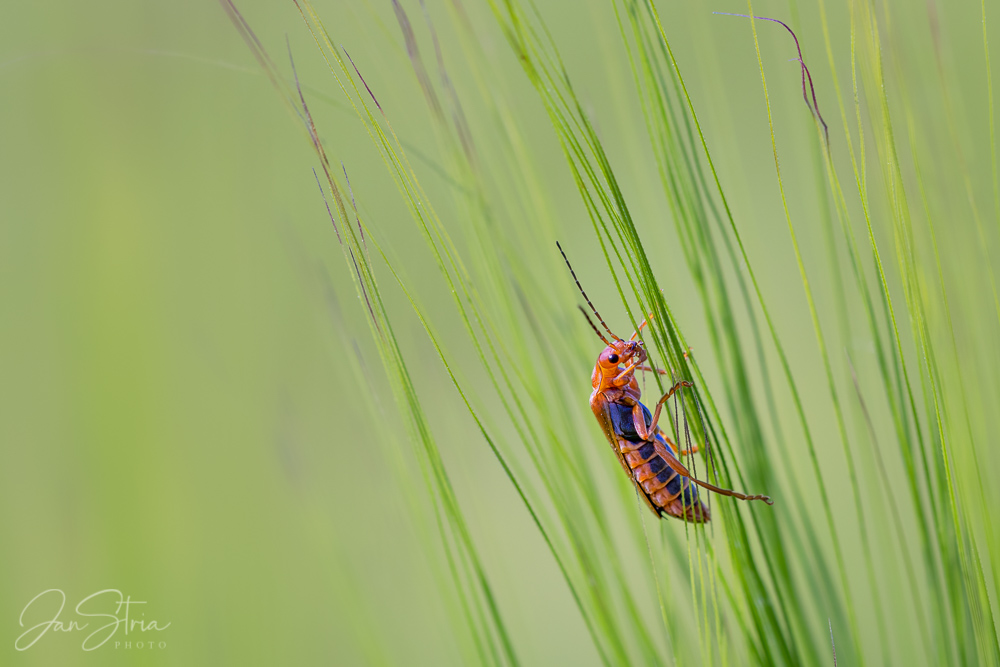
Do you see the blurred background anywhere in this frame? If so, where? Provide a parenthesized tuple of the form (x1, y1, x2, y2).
(2, 0, 998, 664)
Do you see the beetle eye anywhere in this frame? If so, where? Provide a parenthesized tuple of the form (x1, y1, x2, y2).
(607, 353, 619, 364)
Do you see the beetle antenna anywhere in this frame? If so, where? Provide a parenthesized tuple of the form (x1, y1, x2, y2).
(578, 306, 611, 345)
(557, 242, 622, 341)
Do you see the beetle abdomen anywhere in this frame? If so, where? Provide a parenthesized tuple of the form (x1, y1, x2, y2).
(608, 402, 709, 523)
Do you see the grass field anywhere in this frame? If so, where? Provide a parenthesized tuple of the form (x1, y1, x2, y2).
(3, 0, 999, 664)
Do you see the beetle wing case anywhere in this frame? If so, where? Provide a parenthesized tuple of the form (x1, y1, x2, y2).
(606, 402, 709, 523)
(608, 401, 652, 442)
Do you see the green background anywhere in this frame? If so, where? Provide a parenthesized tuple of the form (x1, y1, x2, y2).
(2, 0, 998, 664)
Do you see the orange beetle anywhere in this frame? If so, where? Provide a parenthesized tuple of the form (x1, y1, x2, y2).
(559, 243, 772, 522)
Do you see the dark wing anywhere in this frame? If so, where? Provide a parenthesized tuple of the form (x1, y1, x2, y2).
(602, 401, 664, 516)
(591, 397, 635, 477)
(607, 401, 709, 523)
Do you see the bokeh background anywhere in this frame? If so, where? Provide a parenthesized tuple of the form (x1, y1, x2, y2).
(2, 0, 998, 665)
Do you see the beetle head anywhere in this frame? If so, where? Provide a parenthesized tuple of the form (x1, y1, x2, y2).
(592, 338, 646, 390)
(597, 339, 645, 370)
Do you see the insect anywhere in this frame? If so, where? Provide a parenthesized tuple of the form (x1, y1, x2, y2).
(559, 243, 773, 522)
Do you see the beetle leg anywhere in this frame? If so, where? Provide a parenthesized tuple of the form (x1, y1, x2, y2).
(644, 381, 694, 436)
(630, 401, 653, 441)
(652, 439, 773, 505)
(625, 382, 689, 441)
(657, 427, 699, 455)
(629, 312, 655, 341)
(611, 362, 640, 387)
(678, 439, 699, 456)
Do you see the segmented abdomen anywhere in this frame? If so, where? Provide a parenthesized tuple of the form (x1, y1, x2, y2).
(607, 402, 709, 523)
